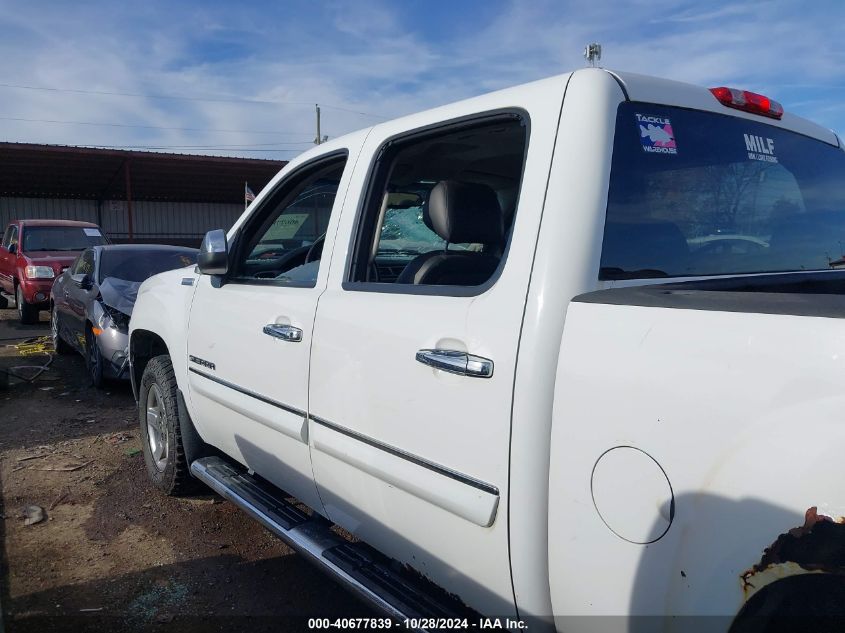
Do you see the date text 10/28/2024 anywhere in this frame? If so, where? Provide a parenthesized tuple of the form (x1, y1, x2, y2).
(307, 618, 529, 630)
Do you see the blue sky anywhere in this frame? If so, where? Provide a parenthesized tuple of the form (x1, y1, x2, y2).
(0, 0, 843, 159)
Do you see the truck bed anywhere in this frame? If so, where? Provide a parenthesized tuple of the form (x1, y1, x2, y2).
(548, 270, 845, 622)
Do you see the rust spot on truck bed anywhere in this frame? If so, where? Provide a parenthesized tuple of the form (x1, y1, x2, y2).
(741, 507, 845, 600)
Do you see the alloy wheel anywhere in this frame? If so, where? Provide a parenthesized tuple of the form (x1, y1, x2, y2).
(145, 384, 169, 472)
(88, 336, 100, 381)
(51, 310, 60, 347)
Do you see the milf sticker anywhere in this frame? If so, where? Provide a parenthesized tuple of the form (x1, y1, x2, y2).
(744, 133, 778, 163)
(636, 114, 677, 154)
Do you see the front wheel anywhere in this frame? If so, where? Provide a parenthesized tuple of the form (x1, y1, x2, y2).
(51, 308, 73, 355)
(85, 328, 105, 388)
(16, 285, 39, 325)
(138, 355, 197, 495)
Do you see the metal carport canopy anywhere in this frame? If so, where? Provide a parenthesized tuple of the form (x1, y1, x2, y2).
(0, 142, 286, 204)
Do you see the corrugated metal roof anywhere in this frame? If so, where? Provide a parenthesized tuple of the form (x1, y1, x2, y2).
(0, 142, 287, 203)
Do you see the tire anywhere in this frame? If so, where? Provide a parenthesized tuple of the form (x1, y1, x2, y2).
(138, 355, 198, 495)
(0, 293, 8, 309)
(51, 308, 73, 355)
(16, 284, 39, 324)
(85, 327, 105, 388)
(730, 575, 845, 633)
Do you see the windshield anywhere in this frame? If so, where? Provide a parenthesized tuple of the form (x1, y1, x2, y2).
(600, 102, 845, 279)
(377, 188, 474, 256)
(98, 249, 197, 284)
(23, 226, 107, 252)
(246, 179, 338, 262)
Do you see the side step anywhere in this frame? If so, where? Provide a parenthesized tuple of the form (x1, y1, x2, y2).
(191, 456, 479, 625)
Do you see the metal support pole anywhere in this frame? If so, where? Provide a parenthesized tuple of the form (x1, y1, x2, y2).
(124, 159, 134, 242)
(316, 104, 321, 145)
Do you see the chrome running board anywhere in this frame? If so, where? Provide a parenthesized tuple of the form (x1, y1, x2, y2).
(190, 456, 477, 625)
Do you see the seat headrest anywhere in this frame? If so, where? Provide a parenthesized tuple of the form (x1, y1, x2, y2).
(424, 180, 503, 244)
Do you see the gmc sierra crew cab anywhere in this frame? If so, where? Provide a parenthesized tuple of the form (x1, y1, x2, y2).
(129, 68, 845, 631)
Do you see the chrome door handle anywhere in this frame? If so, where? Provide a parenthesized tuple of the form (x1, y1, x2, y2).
(415, 349, 493, 378)
(263, 324, 303, 342)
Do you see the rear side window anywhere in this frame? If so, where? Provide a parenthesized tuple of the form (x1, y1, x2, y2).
(348, 114, 528, 291)
(601, 103, 845, 279)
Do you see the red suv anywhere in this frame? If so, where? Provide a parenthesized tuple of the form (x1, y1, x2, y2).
(0, 220, 108, 324)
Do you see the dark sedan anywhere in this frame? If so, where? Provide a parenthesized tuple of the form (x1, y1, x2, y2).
(50, 244, 197, 387)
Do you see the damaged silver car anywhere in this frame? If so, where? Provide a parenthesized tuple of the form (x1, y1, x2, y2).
(50, 244, 197, 387)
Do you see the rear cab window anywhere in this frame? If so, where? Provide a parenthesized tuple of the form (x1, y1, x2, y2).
(600, 103, 845, 279)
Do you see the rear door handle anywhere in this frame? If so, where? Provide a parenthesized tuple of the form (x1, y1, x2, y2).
(415, 349, 493, 378)
(263, 324, 303, 342)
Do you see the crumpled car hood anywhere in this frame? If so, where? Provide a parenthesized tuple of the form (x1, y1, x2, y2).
(98, 277, 141, 316)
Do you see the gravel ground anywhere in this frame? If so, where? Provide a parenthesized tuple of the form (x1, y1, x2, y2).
(0, 304, 372, 632)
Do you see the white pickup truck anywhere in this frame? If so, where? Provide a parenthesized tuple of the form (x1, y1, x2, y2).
(129, 68, 845, 631)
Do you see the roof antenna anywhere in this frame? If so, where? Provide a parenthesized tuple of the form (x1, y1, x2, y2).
(584, 43, 602, 67)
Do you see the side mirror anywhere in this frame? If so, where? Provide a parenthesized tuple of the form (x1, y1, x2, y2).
(71, 273, 93, 290)
(197, 229, 229, 275)
(8, 243, 16, 254)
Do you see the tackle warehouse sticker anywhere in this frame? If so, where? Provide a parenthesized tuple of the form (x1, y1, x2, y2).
(744, 133, 778, 163)
(636, 114, 677, 154)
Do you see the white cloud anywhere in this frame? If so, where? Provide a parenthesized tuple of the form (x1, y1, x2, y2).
(0, 0, 842, 160)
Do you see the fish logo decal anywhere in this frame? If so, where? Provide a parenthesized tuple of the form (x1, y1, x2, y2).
(635, 114, 678, 154)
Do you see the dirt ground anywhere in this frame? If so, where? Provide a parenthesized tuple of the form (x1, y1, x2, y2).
(0, 306, 372, 632)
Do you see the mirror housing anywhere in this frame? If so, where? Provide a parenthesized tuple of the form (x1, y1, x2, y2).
(71, 273, 93, 290)
(7, 243, 16, 254)
(197, 229, 229, 275)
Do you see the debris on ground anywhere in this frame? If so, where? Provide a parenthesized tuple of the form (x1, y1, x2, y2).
(105, 432, 132, 445)
(127, 579, 188, 624)
(22, 505, 45, 526)
(125, 448, 141, 458)
(32, 459, 91, 472)
(16, 453, 50, 462)
(49, 489, 69, 510)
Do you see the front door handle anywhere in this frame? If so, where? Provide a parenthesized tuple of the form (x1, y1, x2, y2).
(415, 349, 493, 378)
(263, 324, 303, 342)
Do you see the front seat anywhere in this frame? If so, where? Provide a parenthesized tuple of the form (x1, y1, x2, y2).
(396, 180, 504, 286)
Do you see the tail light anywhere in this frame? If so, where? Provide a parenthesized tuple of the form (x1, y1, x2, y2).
(710, 87, 784, 120)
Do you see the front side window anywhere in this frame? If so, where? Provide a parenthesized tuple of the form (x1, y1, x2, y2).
(231, 156, 347, 286)
(601, 102, 845, 279)
(22, 226, 106, 253)
(1, 226, 15, 250)
(350, 115, 528, 289)
(74, 249, 95, 276)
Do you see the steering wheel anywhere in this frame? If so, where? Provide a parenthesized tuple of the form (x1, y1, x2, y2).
(305, 233, 326, 264)
(250, 245, 310, 278)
